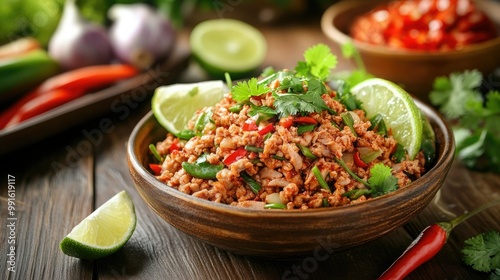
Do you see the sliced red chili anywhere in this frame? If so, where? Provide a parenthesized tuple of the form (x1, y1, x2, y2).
(169, 138, 180, 153)
(353, 151, 368, 168)
(223, 147, 247, 166)
(258, 123, 275, 136)
(294, 116, 318, 125)
(279, 116, 293, 128)
(243, 120, 258, 131)
(5, 89, 85, 127)
(149, 163, 162, 175)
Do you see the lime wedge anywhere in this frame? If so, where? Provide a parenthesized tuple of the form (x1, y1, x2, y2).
(60, 191, 136, 259)
(350, 78, 423, 159)
(152, 81, 229, 136)
(189, 19, 267, 79)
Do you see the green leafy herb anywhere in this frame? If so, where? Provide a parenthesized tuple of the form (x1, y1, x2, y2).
(462, 230, 500, 274)
(367, 163, 398, 197)
(295, 44, 337, 81)
(430, 70, 483, 119)
(248, 104, 277, 121)
(392, 143, 407, 163)
(340, 42, 373, 87)
(339, 160, 398, 199)
(430, 70, 500, 172)
(231, 78, 270, 102)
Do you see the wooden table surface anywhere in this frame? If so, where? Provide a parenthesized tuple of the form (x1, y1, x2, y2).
(2, 10, 500, 280)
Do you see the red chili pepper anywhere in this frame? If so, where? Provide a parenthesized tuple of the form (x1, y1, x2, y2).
(38, 64, 138, 93)
(4, 89, 84, 127)
(378, 199, 500, 280)
(243, 120, 258, 131)
(279, 116, 293, 129)
(294, 116, 317, 125)
(258, 123, 275, 136)
(0, 64, 138, 129)
(169, 138, 180, 153)
(223, 147, 247, 166)
(149, 163, 162, 175)
(353, 151, 368, 168)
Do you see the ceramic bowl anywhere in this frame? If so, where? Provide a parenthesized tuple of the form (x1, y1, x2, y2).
(321, 0, 500, 101)
(127, 99, 455, 258)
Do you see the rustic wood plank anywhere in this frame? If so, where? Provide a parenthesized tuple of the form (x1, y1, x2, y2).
(1, 132, 95, 280)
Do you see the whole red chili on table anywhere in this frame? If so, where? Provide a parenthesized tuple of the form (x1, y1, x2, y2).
(378, 199, 500, 280)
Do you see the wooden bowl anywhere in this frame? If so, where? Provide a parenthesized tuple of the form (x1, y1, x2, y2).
(321, 0, 500, 102)
(127, 99, 455, 258)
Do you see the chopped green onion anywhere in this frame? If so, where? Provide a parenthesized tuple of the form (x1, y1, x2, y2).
(342, 188, 371, 200)
(244, 145, 264, 153)
(240, 171, 261, 194)
(264, 203, 287, 209)
(322, 198, 329, 207)
(312, 166, 330, 191)
(272, 155, 287, 161)
(297, 144, 318, 160)
(341, 112, 358, 137)
(224, 72, 233, 90)
(148, 144, 163, 162)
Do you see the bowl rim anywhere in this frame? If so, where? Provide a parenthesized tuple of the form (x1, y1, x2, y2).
(127, 97, 455, 218)
(320, 0, 500, 58)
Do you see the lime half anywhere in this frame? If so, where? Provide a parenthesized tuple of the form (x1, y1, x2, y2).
(60, 191, 136, 259)
(190, 19, 267, 79)
(152, 81, 229, 136)
(351, 78, 423, 159)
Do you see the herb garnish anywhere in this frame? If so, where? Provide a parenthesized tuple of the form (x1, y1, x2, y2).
(430, 70, 500, 172)
(461, 230, 500, 276)
(230, 44, 337, 118)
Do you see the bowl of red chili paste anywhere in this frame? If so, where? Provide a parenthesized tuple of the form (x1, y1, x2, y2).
(321, 0, 500, 101)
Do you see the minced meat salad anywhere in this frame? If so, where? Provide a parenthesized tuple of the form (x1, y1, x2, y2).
(150, 44, 431, 210)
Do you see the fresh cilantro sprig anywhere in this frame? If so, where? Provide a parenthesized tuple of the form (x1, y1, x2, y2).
(231, 77, 270, 102)
(338, 160, 398, 200)
(273, 77, 331, 117)
(229, 44, 338, 118)
(461, 230, 500, 276)
(295, 43, 337, 81)
(430, 70, 500, 172)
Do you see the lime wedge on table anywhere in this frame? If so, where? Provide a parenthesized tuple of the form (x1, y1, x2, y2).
(60, 191, 136, 259)
(350, 78, 423, 159)
(190, 19, 267, 79)
(152, 81, 229, 136)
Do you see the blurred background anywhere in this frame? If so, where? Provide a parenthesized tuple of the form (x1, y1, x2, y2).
(0, 0, 338, 47)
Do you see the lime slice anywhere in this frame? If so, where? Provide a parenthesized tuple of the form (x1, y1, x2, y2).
(189, 19, 267, 79)
(152, 81, 229, 136)
(350, 78, 423, 159)
(60, 191, 136, 259)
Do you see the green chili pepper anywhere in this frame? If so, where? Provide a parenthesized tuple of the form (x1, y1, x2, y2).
(229, 104, 243, 113)
(182, 154, 223, 179)
(240, 171, 261, 194)
(177, 129, 196, 140)
(297, 124, 316, 135)
(312, 166, 330, 191)
(297, 144, 317, 160)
